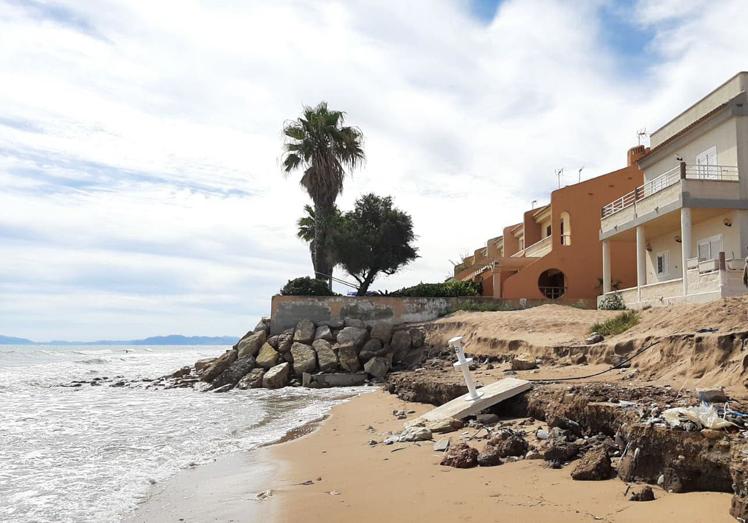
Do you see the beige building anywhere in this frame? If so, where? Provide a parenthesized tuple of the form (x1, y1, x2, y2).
(600, 72, 748, 308)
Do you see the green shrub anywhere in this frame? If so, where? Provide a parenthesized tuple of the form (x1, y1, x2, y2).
(590, 310, 639, 336)
(280, 277, 333, 296)
(390, 280, 481, 298)
(598, 293, 625, 310)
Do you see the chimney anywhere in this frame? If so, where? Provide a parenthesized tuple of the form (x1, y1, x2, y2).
(627, 145, 648, 166)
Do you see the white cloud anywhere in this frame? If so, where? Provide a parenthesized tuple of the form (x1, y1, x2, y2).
(2, 0, 748, 339)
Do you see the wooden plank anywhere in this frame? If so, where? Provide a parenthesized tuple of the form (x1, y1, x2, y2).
(410, 377, 532, 425)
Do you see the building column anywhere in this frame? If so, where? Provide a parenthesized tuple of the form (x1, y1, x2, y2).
(636, 226, 646, 302)
(681, 207, 692, 298)
(602, 240, 611, 294)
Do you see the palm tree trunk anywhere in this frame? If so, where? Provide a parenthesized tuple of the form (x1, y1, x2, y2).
(313, 201, 333, 289)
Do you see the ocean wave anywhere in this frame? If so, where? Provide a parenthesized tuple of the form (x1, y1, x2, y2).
(76, 358, 110, 365)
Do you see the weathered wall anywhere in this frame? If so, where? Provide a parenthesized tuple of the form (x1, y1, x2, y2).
(270, 295, 596, 334)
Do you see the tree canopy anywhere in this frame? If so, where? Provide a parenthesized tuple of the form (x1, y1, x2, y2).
(333, 194, 418, 295)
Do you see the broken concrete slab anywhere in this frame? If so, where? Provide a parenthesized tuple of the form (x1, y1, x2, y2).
(408, 377, 532, 426)
(302, 372, 367, 388)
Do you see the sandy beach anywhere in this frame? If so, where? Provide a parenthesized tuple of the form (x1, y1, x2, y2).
(127, 387, 734, 522)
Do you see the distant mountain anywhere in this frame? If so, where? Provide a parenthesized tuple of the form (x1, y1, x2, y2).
(0, 335, 34, 345)
(0, 334, 237, 346)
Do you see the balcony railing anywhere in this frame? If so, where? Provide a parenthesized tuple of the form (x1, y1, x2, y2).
(524, 235, 552, 258)
(601, 164, 739, 218)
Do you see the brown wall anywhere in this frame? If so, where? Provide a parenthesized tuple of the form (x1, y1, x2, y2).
(501, 160, 643, 300)
(502, 224, 522, 256)
(523, 209, 543, 246)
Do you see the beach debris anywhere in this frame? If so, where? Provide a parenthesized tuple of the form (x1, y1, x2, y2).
(211, 384, 233, 393)
(383, 436, 398, 445)
(570, 447, 612, 481)
(425, 417, 464, 434)
(697, 387, 728, 404)
(662, 404, 734, 430)
(440, 442, 479, 468)
(548, 415, 583, 436)
(489, 430, 529, 458)
(586, 333, 604, 344)
(449, 336, 482, 401)
(256, 489, 273, 501)
(543, 441, 580, 463)
(433, 438, 450, 452)
(328, 490, 341, 496)
(629, 486, 655, 502)
(536, 429, 550, 440)
(368, 439, 378, 446)
(398, 426, 432, 442)
(393, 409, 408, 419)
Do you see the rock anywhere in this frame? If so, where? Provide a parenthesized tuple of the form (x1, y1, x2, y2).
(256, 343, 280, 369)
(314, 325, 335, 342)
(490, 432, 529, 458)
(266, 335, 280, 349)
(359, 338, 385, 362)
(276, 331, 294, 353)
(511, 354, 537, 371)
(237, 368, 265, 389)
(440, 443, 479, 468)
(336, 342, 362, 372)
(290, 342, 317, 376)
(194, 358, 215, 375)
(586, 333, 604, 344)
(344, 318, 365, 328)
(237, 331, 267, 359)
(570, 447, 612, 480)
(536, 429, 550, 440)
(312, 339, 338, 372)
(548, 415, 583, 436)
(409, 328, 426, 348)
(170, 366, 191, 378)
(390, 330, 412, 355)
(319, 319, 344, 329)
(370, 323, 394, 344)
(398, 426, 432, 442)
(425, 417, 464, 434)
(254, 317, 270, 334)
(477, 446, 503, 467)
(337, 326, 368, 347)
(211, 356, 256, 389)
(364, 356, 390, 380)
(701, 429, 725, 440)
(293, 319, 316, 344)
(201, 350, 238, 382)
(477, 413, 499, 425)
(262, 362, 290, 389)
(629, 486, 655, 502)
(433, 438, 451, 452)
(697, 387, 728, 403)
(544, 442, 579, 463)
(302, 373, 367, 388)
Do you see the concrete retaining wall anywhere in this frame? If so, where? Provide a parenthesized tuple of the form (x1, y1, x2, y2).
(270, 295, 595, 334)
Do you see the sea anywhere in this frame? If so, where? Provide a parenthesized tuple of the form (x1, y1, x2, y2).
(0, 344, 364, 522)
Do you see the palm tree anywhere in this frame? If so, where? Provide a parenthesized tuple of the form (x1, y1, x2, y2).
(282, 102, 364, 286)
(296, 204, 341, 267)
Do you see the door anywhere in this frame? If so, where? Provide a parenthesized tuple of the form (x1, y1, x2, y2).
(695, 146, 718, 179)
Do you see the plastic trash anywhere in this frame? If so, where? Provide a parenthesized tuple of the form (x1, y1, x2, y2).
(662, 403, 735, 430)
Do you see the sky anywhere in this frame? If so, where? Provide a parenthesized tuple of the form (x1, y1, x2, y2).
(1, 0, 748, 341)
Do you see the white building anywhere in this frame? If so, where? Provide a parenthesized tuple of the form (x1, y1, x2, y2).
(600, 72, 748, 308)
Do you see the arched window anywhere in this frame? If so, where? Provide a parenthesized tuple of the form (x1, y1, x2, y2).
(560, 212, 571, 246)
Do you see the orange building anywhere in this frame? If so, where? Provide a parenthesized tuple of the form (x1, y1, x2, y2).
(454, 147, 646, 302)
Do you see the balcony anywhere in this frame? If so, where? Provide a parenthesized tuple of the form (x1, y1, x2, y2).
(600, 164, 739, 237)
(524, 235, 552, 258)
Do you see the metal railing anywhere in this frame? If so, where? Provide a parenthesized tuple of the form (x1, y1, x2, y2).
(601, 164, 739, 218)
(539, 286, 566, 299)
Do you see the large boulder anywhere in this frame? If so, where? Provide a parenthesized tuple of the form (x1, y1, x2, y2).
(344, 318, 365, 328)
(262, 362, 290, 389)
(336, 326, 368, 348)
(312, 339, 338, 372)
(511, 354, 537, 371)
(314, 325, 335, 342)
(440, 443, 478, 468)
(256, 343, 280, 369)
(370, 323, 393, 344)
(194, 357, 216, 375)
(253, 317, 270, 334)
(490, 431, 529, 458)
(570, 447, 612, 480)
(336, 342, 361, 372)
(293, 319, 316, 344)
(359, 338, 385, 362)
(290, 342, 317, 376)
(390, 330, 411, 353)
(266, 335, 280, 349)
(237, 331, 266, 359)
(211, 356, 256, 389)
(276, 330, 294, 353)
(236, 368, 265, 389)
(364, 356, 390, 380)
(201, 350, 238, 382)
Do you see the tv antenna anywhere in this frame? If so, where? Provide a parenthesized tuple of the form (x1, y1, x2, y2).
(637, 128, 648, 146)
(555, 168, 564, 188)
(578, 167, 584, 183)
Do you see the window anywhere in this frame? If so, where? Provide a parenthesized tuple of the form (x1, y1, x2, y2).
(560, 212, 571, 246)
(656, 252, 668, 277)
(697, 234, 723, 261)
(545, 225, 552, 237)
